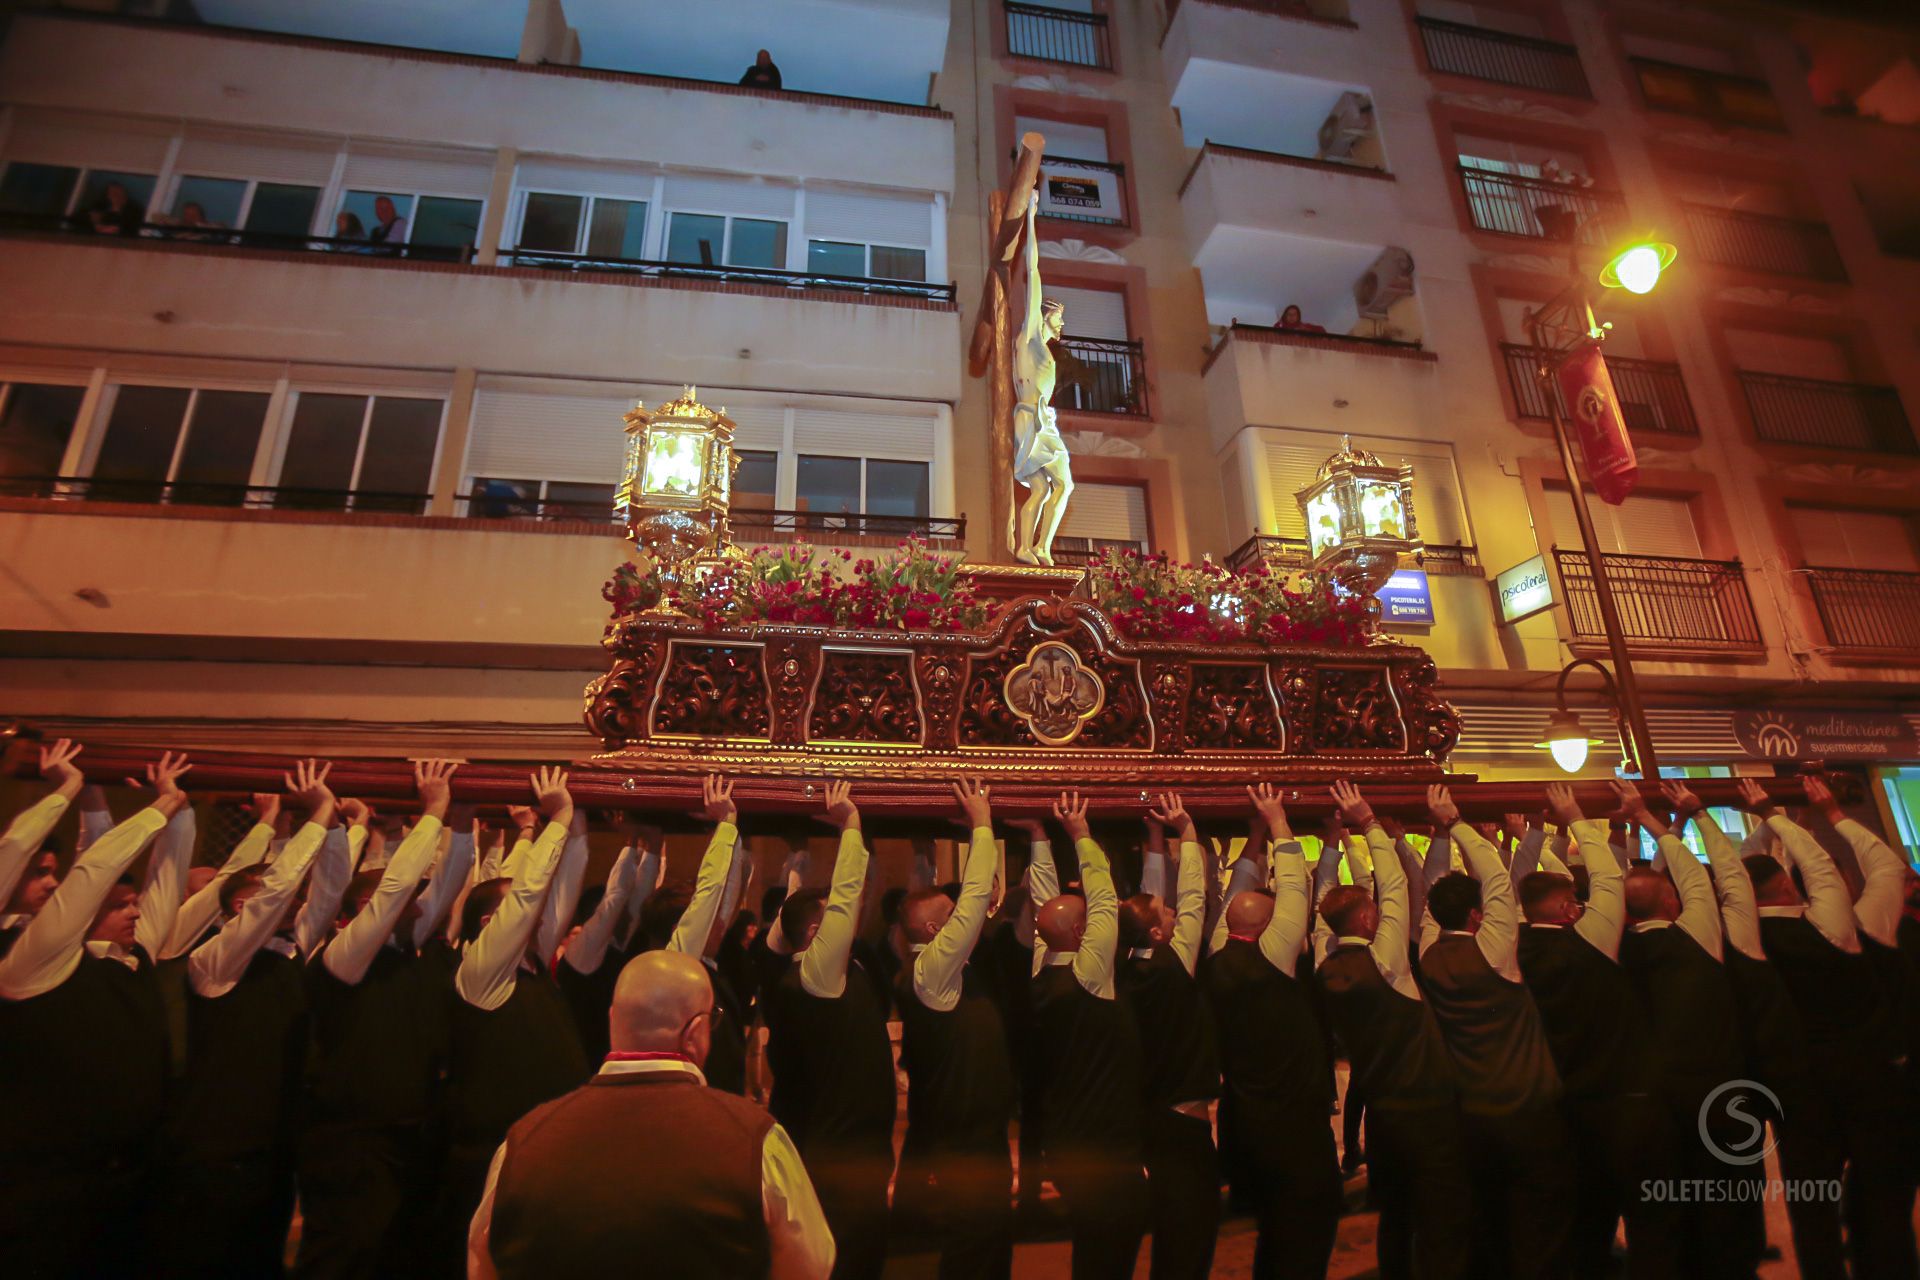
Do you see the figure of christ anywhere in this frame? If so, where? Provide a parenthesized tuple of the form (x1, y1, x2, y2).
(1009, 192, 1075, 565)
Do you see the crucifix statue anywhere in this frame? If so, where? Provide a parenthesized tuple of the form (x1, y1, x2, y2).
(968, 132, 1075, 565)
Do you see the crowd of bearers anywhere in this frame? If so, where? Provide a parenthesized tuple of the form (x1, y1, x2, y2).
(2, 735, 1918, 1280)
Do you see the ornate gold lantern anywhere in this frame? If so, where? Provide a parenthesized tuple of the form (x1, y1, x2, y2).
(617, 387, 740, 614)
(1295, 435, 1419, 634)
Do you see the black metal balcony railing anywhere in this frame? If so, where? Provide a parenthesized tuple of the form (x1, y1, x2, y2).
(1051, 334, 1148, 416)
(1223, 537, 1482, 576)
(1031, 153, 1128, 227)
(0, 212, 474, 261)
(1554, 549, 1764, 652)
(1738, 371, 1917, 455)
(1630, 58, 1784, 131)
(1006, 2, 1113, 69)
(1416, 17, 1591, 97)
(0, 475, 432, 514)
(1683, 204, 1846, 282)
(1501, 343, 1700, 436)
(1804, 567, 1920, 655)
(1459, 166, 1627, 243)
(507, 249, 957, 302)
(463, 487, 967, 543)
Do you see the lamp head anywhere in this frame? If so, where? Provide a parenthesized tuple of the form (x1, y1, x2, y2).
(1599, 241, 1677, 296)
(1538, 708, 1597, 774)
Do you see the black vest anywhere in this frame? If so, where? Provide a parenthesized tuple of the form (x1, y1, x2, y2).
(172, 945, 309, 1162)
(1516, 924, 1650, 1100)
(1618, 924, 1743, 1100)
(1758, 913, 1903, 1073)
(1416, 933, 1560, 1115)
(763, 955, 896, 1156)
(1032, 960, 1143, 1157)
(0, 948, 169, 1168)
(897, 959, 1015, 1152)
(491, 1072, 775, 1279)
(1316, 942, 1456, 1110)
(305, 943, 447, 1127)
(703, 957, 750, 1096)
(1118, 947, 1219, 1111)
(1203, 938, 1329, 1134)
(1722, 947, 1811, 1089)
(557, 941, 628, 1066)
(449, 965, 591, 1150)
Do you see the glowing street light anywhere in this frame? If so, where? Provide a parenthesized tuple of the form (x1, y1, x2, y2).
(1537, 658, 1634, 775)
(1598, 240, 1677, 296)
(1537, 708, 1602, 774)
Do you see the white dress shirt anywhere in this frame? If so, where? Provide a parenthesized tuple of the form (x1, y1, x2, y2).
(912, 826, 996, 1012)
(0, 806, 168, 1000)
(455, 819, 568, 1012)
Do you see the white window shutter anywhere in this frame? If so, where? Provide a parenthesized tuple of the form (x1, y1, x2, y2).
(1790, 506, 1920, 571)
(662, 175, 796, 219)
(804, 189, 932, 247)
(465, 388, 631, 483)
(1046, 285, 1129, 341)
(791, 408, 936, 461)
(514, 159, 658, 203)
(175, 129, 338, 186)
(342, 146, 493, 197)
(1059, 482, 1149, 545)
(6, 112, 173, 174)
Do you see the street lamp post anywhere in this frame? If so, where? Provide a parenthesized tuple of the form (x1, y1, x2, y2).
(1524, 236, 1676, 779)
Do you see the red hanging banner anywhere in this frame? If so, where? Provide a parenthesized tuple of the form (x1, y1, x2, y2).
(1555, 344, 1639, 505)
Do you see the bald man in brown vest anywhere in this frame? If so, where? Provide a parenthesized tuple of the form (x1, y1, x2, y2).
(468, 950, 835, 1279)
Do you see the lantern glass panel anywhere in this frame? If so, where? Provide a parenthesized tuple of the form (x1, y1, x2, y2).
(641, 426, 710, 499)
(1359, 481, 1407, 540)
(712, 440, 732, 502)
(1306, 489, 1344, 558)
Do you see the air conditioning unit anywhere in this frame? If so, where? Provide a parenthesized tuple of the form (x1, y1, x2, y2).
(1354, 246, 1416, 320)
(1316, 92, 1375, 161)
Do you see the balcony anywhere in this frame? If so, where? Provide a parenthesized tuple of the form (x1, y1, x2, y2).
(1050, 536, 1144, 566)
(1226, 536, 1481, 575)
(1738, 372, 1917, 454)
(1804, 567, 1920, 657)
(1460, 167, 1628, 243)
(1006, 3, 1113, 70)
(0, 224, 962, 402)
(1501, 343, 1699, 437)
(504, 248, 954, 302)
(1, 475, 432, 516)
(1052, 335, 1149, 416)
(1416, 18, 1591, 98)
(1203, 324, 1439, 452)
(1684, 205, 1846, 282)
(1629, 58, 1784, 131)
(1554, 549, 1765, 656)
(465, 487, 965, 546)
(1033, 155, 1129, 227)
(1181, 143, 1403, 258)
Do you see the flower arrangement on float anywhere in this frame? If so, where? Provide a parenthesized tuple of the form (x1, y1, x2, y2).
(604, 541, 1370, 647)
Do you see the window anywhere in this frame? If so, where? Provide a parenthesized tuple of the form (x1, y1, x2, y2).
(246, 183, 322, 236)
(1789, 506, 1920, 572)
(165, 175, 323, 238)
(1545, 490, 1701, 557)
(88, 386, 271, 505)
(413, 196, 483, 254)
(171, 176, 247, 227)
(517, 192, 650, 259)
(75, 170, 157, 222)
(469, 477, 615, 520)
(795, 455, 928, 523)
(806, 240, 927, 281)
(667, 212, 788, 269)
(0, 382, 86, 485)
(0, 162, 80, 217)
(336, 191, 481, 258)
(735, 450, 778, 501)
(277, 393, 441, 512)
(1057, 481, 1150, 557)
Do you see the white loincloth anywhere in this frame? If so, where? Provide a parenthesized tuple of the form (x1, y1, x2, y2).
(1013, 403, 1068, 484)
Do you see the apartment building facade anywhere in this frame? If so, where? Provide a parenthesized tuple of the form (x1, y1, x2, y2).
(2, 0, 1919, 844)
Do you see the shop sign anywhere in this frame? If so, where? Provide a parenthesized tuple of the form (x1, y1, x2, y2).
(1379, 569, 1435, 626)
(1732, 710, 1919, 761)
(1493, 554, 1554, 625)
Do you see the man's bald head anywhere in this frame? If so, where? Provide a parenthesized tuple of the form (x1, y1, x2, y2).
(1225, 890, 1275, 937)
(1036, 893, 1087, 952)
(900, 888, 955, 945)
(610, 950, 715, 1064)
(1624, 866, 1679, 923)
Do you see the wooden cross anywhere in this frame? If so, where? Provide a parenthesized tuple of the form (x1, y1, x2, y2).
(966, 132, 1047, 562)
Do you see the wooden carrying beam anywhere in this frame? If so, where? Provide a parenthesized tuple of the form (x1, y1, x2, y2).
(4, 738, 1847, 826)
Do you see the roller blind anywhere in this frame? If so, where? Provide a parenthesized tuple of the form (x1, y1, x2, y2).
(176, 130, 338, 185)
(804, 189, 932, 247)
(1059, 482, 1149, 545)
(1789, 506, 1920, 571)
(465, 388, 631, 483)
(1047, 285, 1128, 341)
(726, 405, 785, 453)
(1545, 490, 1702, 558)
(1724, 328, 1852, 380)
(514, 159, 657, 202)
(1259, 431, 1470, 546)
(662, 175, 796, 219)
(1015, 116, 1109, 162)
(792, 408, 936, 461)
(342, 146, 492, 196)
(5, 113, 173, 173)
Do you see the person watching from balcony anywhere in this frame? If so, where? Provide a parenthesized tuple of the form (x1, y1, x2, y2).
(368, 196, 408, 255)
(333, 209, 367, 251)
(1278, 304, 1327, 334)
(0, 749, 193, 1277)
(740, 48, 783, 90)
(88, 180, 145, 235)
(172, 200, 225, 242)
